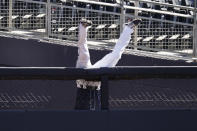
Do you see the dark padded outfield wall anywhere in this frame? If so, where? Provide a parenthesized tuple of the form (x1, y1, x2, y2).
(0, 36, 197, 110)
(0, 37, 197, 110)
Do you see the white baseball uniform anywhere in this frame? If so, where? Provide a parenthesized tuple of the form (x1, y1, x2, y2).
(76, 23, 134, 90)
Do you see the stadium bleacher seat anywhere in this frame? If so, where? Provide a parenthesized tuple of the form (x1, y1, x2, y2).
(67, 26, 78, 39)
(96, 24, 106, 30)
(0, 16, 4, 28)
(34, 13, 46, 29)
(11, 15, 19, 28)
(108, 24, 118, 29)
(36, 13, 46, 18)
(137, 37, 143, 42)
(143, 36, 154, 42)
(31, 28, 45, 33)
(156, 35, 167, 41)
(12, 15, 19, 20)
(0, 16, 4, 20)
(94, 24, 107, 40)
(169, 34, 180, 40)
(68, 26, 78, 31)
(57, 27, 65, 32)
(107, 24, 119, 40)
(23, 14, 32, 19)
(182, 33, 190, 39)
(21, 14, 33, 29)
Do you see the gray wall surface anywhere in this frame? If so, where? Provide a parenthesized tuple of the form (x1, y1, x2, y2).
(1, 36, 197, 67)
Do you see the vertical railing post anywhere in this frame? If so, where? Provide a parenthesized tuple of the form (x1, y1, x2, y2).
(46, 0, 51, 38)
(193, 0, 197, 60)
(120, 0, 125, 33)
(8, 0, 13, 31)
(101, 75, 109, 110)
(134, 0, 139, 50)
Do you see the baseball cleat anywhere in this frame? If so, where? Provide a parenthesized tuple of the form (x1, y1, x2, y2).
(125, 18, 142, 28)
(80, 18, 92, 27)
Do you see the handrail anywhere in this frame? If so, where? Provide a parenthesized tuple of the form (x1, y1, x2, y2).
(129, 0, 195, 10)
(50, 3, 121, 16)
(126, 13, 194, 26)
(0, 66, 197, 80)
(15, 0, 46, 4)
(60, 0, 120, 7)
(124, 5, 193, 18)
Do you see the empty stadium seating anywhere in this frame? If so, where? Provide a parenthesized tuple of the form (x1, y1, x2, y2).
(0, 0, 194, 52)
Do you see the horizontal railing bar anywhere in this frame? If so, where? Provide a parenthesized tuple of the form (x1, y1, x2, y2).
(60, 0, 120, 7)
(125, 5, 193, 18)
(129, 0, 195, 10)
(14, 0, 46, 5)
(50, 3, 121, 16)
(0, 66, 197, 80)
(126, 14, 194, 26)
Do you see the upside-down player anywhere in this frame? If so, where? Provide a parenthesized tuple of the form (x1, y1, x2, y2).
(75, 18, 142, 110)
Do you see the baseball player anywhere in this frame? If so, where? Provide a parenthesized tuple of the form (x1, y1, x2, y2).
(75, 18, 142, 110)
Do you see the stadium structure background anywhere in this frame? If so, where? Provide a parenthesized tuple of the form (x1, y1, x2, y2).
(0, 0, 197, 131)
(0, 0, 197, 61)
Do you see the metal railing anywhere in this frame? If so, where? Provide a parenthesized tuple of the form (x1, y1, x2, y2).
(0, 0, 196, 59)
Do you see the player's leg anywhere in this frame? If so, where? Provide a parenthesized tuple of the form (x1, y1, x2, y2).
(92, 19, 142, 68)
(75, 19, 94, 110)
(87, 19, 141, 110)
(76, 18, 93, 68)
